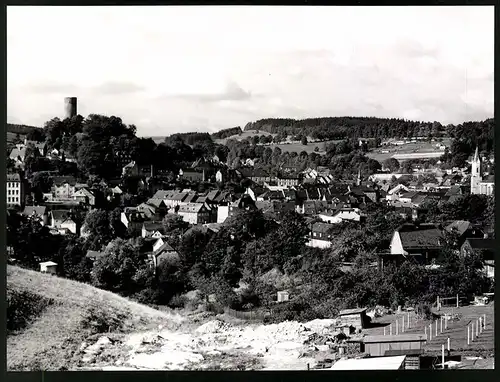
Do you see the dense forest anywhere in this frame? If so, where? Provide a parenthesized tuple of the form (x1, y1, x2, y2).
(244, 117, 448, 140)
(211, 126, 242, 140)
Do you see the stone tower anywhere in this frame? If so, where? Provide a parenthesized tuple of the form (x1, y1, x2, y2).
(64, 97, 77, 119)
(470, 146, 481, 194)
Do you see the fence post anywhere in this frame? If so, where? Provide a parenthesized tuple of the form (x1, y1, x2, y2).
(456, 294, 459, 308)
(442, 345, 445, 369)
(467, 325, 470, 345)
(429, 324, 432, 341)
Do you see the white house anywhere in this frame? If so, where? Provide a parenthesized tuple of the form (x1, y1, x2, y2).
(385, 184, 410, 201)
(318, 208, 363, 224)
(217, 205, 229, 223)
(39, 261, 58, 274)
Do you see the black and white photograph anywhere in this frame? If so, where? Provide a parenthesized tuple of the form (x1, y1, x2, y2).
(6, 5, 494, 371)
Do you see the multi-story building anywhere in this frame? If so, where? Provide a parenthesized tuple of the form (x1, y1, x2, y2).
(7, 173, 24, 208)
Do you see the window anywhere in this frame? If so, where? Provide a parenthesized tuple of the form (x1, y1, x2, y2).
(7, 197, 11, 203)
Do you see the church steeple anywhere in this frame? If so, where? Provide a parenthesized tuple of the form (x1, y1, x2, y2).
(356, 168, 362, 186)
(471, 145, 482, 194)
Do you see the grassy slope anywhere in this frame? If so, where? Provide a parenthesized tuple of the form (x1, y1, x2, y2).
(7, 265, 184, 371)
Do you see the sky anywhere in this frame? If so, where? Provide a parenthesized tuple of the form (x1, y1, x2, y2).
(7, 6, 494, 136)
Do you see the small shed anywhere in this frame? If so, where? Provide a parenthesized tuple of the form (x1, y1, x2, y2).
(362, 334, 427, 357)
(330, 355, 407, 370)
(277, 290, 290, 303)
(39, 261, 57, 275)
(338, 308, 369, 330)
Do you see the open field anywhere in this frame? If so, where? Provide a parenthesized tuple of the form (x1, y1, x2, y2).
(366, 304, 494, 369)
(367, 142, 446, 162)
(213, 129, 277, 145)
(7, 265, 184, 371)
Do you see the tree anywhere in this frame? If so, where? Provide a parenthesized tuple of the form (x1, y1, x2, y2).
(301, 136, 308, 145)
(82, 209, 114, 250)
(384, 158, 400, 172)
(91, 238, 148, 294)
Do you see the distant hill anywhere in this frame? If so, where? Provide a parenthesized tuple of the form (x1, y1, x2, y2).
(210, 126, 242, 140)
(243, 117, 448, 141)
(7, 123, 41, 135)
(7, 265, 183, 371)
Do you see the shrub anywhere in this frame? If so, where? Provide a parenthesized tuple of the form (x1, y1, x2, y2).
(169, 294, 187, 309)
(7, 288, 54, 333)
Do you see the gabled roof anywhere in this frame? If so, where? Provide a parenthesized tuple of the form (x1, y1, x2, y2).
(183, 193, 198, 203)
(397, 223, 443, 250)
(206, 189, 221, 201)
(445, 220, 472, 236)
(154, 241, 176, 254)
(40, 261, 58, 266)
(146, 198, 166, 208)
(74, 188, 94, 198)
(50, 210, 71, 222)
(143, 221, 164, 232)
(339, 308, 367, 316)
(311, 221, 335, 234)
(178, 203, 205, 213)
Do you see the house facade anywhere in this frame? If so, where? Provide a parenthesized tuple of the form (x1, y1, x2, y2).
(176, 203, 211, 225)
(7, 173, 24, 208)
(307, 222, 334, 249)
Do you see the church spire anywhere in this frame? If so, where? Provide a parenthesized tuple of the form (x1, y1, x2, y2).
(474, 146, 479, 162)
(356, 168, 361, 186)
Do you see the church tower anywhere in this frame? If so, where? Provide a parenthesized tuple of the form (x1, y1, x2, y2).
(470, 146, 481, 194)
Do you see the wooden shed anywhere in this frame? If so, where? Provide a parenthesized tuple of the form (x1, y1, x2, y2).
(362, 334, 427, 357)
(338, 308, 369, 330)
(39, 261, 57, 275)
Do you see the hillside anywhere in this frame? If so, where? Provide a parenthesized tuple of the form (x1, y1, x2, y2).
(244, 117, 447, 141)
(7, 265, 184, 371)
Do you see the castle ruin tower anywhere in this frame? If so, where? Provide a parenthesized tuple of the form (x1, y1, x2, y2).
(470, 146, 481, 195)
(64, 97, 77, 119)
